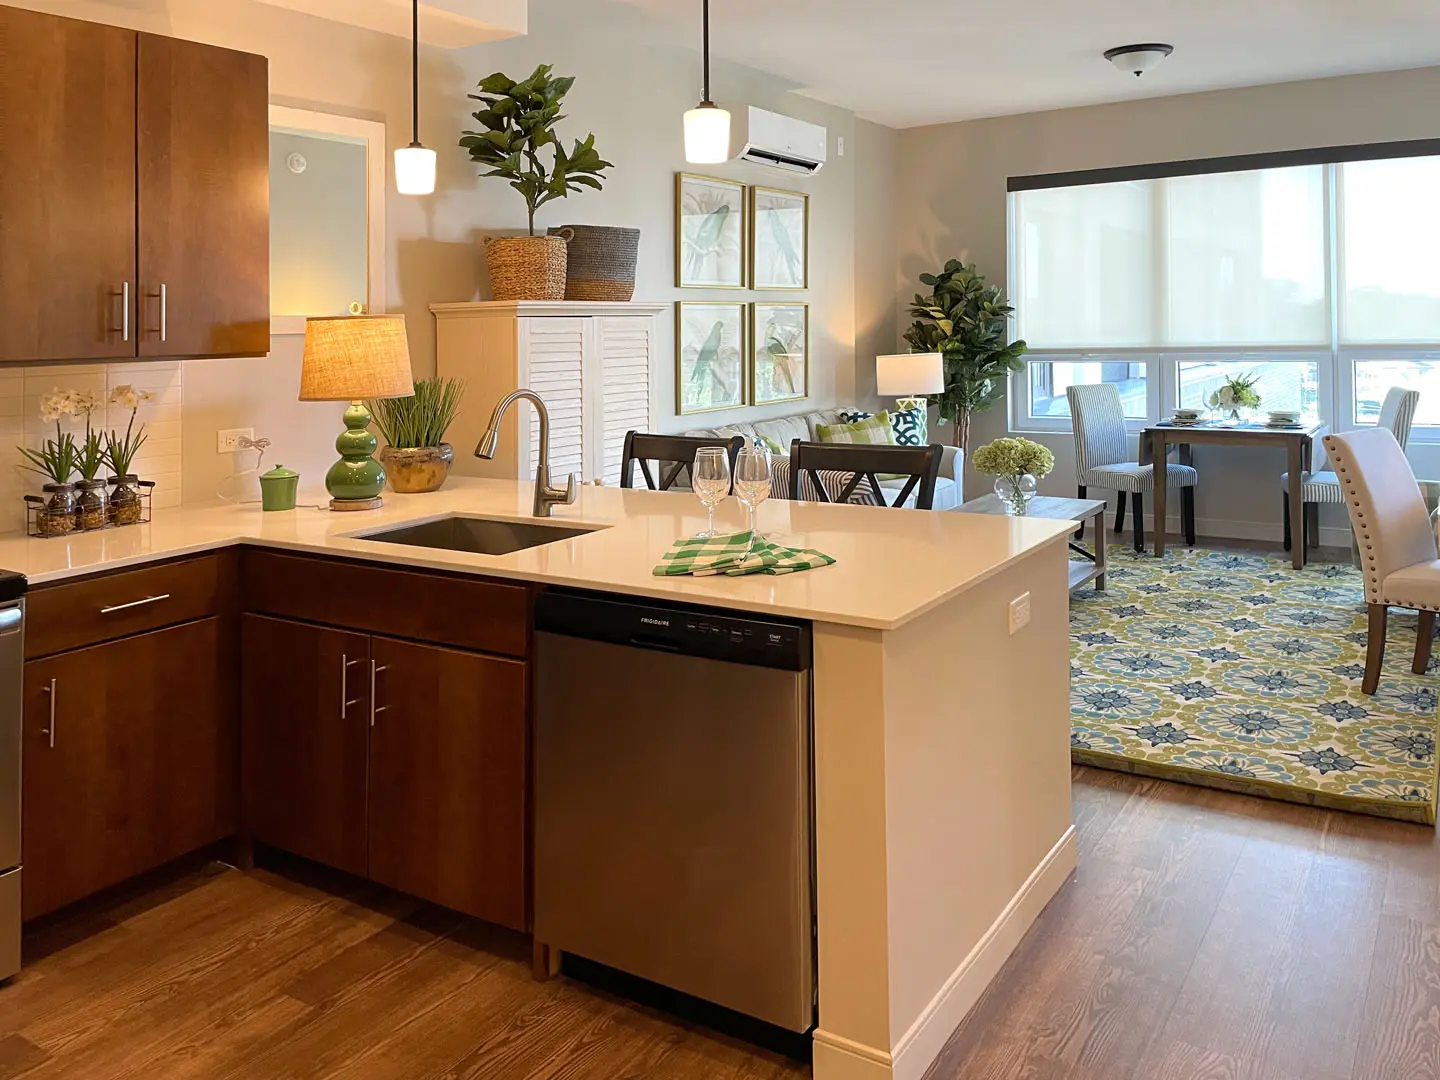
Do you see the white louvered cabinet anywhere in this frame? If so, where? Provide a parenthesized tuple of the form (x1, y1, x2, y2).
(431, 302, 665, 486)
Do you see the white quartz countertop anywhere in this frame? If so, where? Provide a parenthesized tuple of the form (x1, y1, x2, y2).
(0, 479, 1076, 630)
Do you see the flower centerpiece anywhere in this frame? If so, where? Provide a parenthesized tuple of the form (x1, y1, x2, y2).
(972, 436, 1055, 515)
(20, 389, 81, 536)
(104, 384, 152, 525)
(1207, 372, 1261, 421)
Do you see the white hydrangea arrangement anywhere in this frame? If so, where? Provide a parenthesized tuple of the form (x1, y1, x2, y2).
(971, 436, 1055, 479)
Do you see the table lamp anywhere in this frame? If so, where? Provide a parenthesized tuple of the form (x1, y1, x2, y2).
(299, 314, 415, 511)
(876, 352, 944, 413)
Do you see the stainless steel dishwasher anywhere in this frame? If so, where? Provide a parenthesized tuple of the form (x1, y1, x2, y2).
(0, 570, 25, 983)
(534, 588, 814, 1032)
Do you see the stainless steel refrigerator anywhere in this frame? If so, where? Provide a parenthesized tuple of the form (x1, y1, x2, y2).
(0, 570, 25, 982)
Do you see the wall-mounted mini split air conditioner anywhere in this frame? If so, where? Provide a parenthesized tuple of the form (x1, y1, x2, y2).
(732, 106, 828, 175)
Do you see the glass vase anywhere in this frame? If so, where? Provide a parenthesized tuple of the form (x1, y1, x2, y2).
(75, 479, 108, 531)
(37, 483, 77, 537)
(108, 474, 144, 525)
(994, 473, 1038, 515)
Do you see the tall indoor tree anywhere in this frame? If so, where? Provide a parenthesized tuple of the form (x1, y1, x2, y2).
(904, 261, 1027, 453)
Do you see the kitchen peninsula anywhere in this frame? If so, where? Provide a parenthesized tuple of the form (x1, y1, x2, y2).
(0, 480, 1076, 1080)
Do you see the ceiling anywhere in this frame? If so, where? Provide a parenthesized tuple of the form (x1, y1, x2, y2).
(578, 0, 1440, 128)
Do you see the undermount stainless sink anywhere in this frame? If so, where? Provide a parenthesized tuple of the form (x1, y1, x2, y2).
(356, 515, 598, 556)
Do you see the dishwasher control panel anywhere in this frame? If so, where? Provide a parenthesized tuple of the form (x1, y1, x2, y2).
(535, 588, 811, 672)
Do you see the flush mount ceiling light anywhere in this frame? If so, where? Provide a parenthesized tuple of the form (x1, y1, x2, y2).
(1104, 43, 1174, 78)
(394, 0, 437, 195)
(683, 0, 730, 164)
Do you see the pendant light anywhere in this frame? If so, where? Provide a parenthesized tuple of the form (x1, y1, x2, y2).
(395, 0, 437, 195)
(683, 0, 730, 164)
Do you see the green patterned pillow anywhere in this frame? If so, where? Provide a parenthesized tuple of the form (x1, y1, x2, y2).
(815, 410, 895, 446)
(755, 432, 784, 455)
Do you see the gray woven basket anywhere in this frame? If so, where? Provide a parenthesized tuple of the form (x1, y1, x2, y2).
(548, 225, 639, 301)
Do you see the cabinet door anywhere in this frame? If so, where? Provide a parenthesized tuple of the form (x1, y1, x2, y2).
(240, 614, 370, 876)
(22, 618, 229, 919)
(595, 315, 654, 485)
(368, 637, 527, 930)
(137, 34, 269, 358)
(519, 317, 587, 482)
(0, 7, 136, 362)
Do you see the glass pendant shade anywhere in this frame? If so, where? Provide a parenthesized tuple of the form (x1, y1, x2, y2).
(684, 103, 731, 164)
(395, 144, 436, 195)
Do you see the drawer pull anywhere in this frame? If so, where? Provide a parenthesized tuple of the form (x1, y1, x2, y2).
(370, 662, 388, 726)
(99, 593, 171, 615)
(43, 678, 56, 748)
(341, 654, 363, 719)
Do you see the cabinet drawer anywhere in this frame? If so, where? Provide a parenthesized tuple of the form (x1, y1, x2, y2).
(242, 550, 529, 658)
(26, 556, 223, 659)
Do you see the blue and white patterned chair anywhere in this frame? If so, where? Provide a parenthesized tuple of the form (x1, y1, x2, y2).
(1067, 383, 1198, 552)
(1282, 386, 1420, 553)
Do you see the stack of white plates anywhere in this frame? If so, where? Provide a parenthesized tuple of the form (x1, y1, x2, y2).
(1171, 408, 1203, 427)
(1266, 409, 1302, 428)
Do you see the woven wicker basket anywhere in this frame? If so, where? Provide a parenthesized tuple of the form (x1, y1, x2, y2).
(485, 234, 568, 301)
(549, 225, 639, 301)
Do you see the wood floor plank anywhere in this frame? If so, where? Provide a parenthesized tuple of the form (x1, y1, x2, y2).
(0, 1033, 49, 1079)
(1353, 916, 1440, 1080)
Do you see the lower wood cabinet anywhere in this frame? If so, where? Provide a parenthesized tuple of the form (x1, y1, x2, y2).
(22, 617, 232, 919)
(240, 614, 370, 878)
(240, 614, 529, 931)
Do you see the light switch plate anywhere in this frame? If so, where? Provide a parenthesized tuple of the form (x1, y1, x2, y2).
(1009, 592, 1032, 635)
(217, 427, 254, 454)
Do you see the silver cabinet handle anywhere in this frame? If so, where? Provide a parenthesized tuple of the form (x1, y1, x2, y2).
(42, 678, 56, 749)
(159, 282, 167, 343)
(341, 654, 362, 719)
(113, 282, 130, 342)
(99, 593, 171, 615)
(369, 662, 388, 726)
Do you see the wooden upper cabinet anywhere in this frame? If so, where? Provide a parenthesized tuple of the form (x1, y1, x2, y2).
(137, 34, 270, 358)
(0, 7, 137, 363)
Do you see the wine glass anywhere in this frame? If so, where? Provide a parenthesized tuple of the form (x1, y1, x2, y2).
(691, 447, 731, 539)
(733, 443, 772, 544)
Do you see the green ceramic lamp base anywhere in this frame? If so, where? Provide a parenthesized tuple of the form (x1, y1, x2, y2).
(325, 401, 387, 511)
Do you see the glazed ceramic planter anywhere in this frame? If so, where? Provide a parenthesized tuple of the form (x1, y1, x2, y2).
(381, 444, 455, 494)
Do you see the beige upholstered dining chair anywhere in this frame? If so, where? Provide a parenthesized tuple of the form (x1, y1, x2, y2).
(1325, 427, 1439, 695)
(1282, 386, 1420, 552)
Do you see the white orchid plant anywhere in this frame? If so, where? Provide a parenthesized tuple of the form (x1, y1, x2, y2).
(21, 389, 81, 485)
(104, 384, 152, 479)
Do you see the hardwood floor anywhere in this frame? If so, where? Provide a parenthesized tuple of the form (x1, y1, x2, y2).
(3, 768, 1437, 1080)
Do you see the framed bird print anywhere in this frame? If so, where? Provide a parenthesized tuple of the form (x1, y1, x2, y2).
(677, 302, 747, 414)
(750, 303, 809, 405)
(751, 186, 809, 290)
(676, 174, 747, 289)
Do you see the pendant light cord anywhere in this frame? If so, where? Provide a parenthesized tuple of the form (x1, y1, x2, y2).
(411, 0, 421, 145)
(701, 0, 712, 105)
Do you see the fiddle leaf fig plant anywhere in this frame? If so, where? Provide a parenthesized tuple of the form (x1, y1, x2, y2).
(460, 64, 613, 236)
(903, 260, 1028, 453)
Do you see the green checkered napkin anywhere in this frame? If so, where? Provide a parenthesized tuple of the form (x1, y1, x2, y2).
(653, 531, 836, 577)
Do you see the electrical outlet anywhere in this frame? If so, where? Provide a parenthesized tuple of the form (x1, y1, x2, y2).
(216, 427, 254, 454)
(1008, 592, 1032, 635)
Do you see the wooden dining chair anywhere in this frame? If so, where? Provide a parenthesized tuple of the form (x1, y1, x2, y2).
(787, 440, 942, 509)
(1325, 427, 1439, 695)
(619, 432, 745, 491)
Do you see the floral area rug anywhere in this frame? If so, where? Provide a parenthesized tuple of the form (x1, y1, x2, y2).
(1070, 546, 1438, 824)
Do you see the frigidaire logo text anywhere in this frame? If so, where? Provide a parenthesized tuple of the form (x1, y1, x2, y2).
(639, 617, 670, 627)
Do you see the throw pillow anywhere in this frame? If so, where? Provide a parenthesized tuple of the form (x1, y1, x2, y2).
(837, 409, 874, 425)
(754, 432, 784, 456)
(890, 405, 928, 446)
(815, 411, 895, 446)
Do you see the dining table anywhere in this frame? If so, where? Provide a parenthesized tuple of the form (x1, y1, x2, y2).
(1141, 418, 1326, 570)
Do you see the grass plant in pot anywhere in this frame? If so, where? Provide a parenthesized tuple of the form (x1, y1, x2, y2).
(461, 64, 612, 301)
(370, 377, 466, 494)
(19, 391, 81, 537)
(104, 385, 151, 525)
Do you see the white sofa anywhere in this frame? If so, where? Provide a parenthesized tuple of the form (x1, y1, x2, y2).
(683, 408, 963, 510)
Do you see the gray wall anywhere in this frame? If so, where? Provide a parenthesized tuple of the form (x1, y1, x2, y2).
(895, 65, 1440, 542)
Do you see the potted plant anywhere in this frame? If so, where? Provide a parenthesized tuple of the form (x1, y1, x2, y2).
(1208, 372, 1261, 421)
(72, 390, 108, 530)
(20, 390, 81, 537)
(904, 261, 1028, 455)
(972, 436, 1055, 515)
(369, 377, 466, 493)
(104, 385, 151, 525)
(461, 64, 613, 301)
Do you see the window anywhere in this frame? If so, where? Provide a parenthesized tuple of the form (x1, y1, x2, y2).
(1010, 150, 1440, 438)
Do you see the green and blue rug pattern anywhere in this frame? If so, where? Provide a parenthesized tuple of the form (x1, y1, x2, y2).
(1070, 546, 1438, 823)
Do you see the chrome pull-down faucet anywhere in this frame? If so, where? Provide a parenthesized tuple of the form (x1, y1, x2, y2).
(474, 389, 577, 518)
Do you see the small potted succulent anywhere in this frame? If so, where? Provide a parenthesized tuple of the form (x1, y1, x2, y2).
(972, 436, 1055, 515)
(72, 390, 108, 530)
(369, 377, 465, 494)
(20, 389, 82, 536)
(105, 385, 152, 525)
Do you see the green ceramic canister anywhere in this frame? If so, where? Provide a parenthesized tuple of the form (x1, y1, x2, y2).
(259, 464, 300, 511)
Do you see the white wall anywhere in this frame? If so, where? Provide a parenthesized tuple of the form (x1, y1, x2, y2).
(895, 65, 1440, 541)
(8, 0, 889, 508)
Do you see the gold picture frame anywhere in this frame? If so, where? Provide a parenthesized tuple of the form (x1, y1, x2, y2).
(750, 302, 809, 405)
(750, 185, 809, 290)
(675, 173, 748, 289)
(676, 301, 748, 415)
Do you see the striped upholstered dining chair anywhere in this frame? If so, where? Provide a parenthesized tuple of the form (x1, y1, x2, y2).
(1067, 383, 1198, 552)
(1281, 387, 1420, 553)
(1325, 426, 1439, 695)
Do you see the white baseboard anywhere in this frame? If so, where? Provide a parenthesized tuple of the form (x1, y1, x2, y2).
(813, 826, 1079, 1080)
